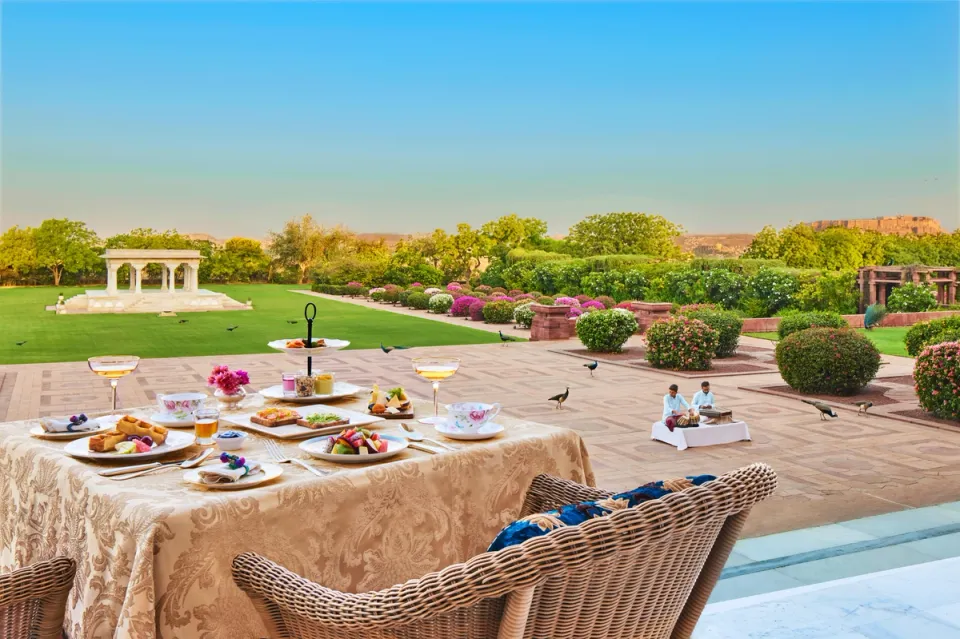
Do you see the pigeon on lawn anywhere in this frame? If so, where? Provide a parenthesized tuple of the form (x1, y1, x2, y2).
(852, 401, 873, 416)
(15, 341, 26, 346)
(178, 319, 189, 324)
(584, 361, 598, 376)
(226, 325, 239, 332)
(499, 331, 518, 346)
(548, 387, 570, 409)
(287, 320, 298, 324)
(801, 398, 838, 420)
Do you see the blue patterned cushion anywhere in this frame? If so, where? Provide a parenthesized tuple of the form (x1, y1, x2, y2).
(488, 475, 716, 552)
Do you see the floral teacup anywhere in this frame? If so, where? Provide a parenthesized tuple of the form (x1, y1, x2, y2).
(444, 402, 501, 433)
(157, 392, 207, 421)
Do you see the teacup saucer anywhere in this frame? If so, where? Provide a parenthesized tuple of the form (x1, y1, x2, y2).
(150, 413, 195, 428)
(434, 420, 505, 441)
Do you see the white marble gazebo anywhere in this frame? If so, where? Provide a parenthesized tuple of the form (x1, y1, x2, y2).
(60, 249, 248, 314)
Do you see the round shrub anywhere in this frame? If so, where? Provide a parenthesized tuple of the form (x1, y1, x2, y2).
(515, 293, 535, 302)
(346, 283, 365, 297)
(475, 284, 493, 294)
(915, 342, 960, 420)
(554, 296, 580, 307)
(777, 311, 848, 340)
(369, 286, 386, 301)
(384, 284, 400, 292)
(508, 289, 524, 297)
(575, 295, 592, 304)
(905, 316, 960, 356)
(576, 309, 639, 353)
(451, 295, 479, 317)
(469, 300, 487, 321)
(483, 300, 515, 323)
(491, 287, 507, 295)
(582, 300, 605, 311)
(775, 328, 881, 395)
(887, 283, 938, 313)
(616, 301, 635, 309)
(514, 302, 535, 328)
(489, 295, 515, 302)
(567, 307, 584, 319)
(382, 288, 401, 304)
(446, 282, 463, 291)
(398, 289, 415, 306)
(527, 291, 543, 299)
(645, 317, 718, 371)
(678, 303, 718, 314)
(424, 287, 442, 296)
(407, 291, 430, 310)
(537, 296, 555, 305)
(684, 309, 743, 358)
(595, 296, 616, 309)
(428, 293, 454, 314)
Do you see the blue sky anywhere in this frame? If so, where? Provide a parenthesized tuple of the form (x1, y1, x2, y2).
(2, 1, 958, 238)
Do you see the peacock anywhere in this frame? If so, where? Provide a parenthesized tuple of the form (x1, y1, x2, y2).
(864, 304, 887, 331)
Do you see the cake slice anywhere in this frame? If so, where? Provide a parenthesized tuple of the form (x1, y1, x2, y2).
(89, 430, 127, 452)
(116, 415, 169, 445)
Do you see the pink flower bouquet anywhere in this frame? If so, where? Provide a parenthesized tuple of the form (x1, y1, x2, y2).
(208, 365, 250, 395)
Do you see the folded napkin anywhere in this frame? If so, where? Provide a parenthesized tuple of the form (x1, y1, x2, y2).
(40, 416, 99, 433)
(198, 460, 262, 484)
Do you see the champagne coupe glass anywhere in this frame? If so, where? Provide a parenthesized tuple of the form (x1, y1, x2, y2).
(88, 356, 141, 416)
(411, 356, 461, 425)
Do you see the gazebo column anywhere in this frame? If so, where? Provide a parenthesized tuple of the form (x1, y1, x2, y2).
(106, 263, 119, 295)
(190, 262, 200, 292)
(160, 266, 168, 292)
(166, 263, 178, 293)
(181, 264, 190, 292)
(128, 264, 136, 292)
(950, 272, 957, 305)
(132, 263, 144, 294)
(879, 283, 888, 306)
(866, 270, 876, 307)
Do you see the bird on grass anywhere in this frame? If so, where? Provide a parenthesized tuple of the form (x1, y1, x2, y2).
(178, 319, 189, 324)
(380, 343, 410, 354)
(286, 320, 298, 325)
(802, 399, 838, 420)
(584, 361, 598, 376)
(852, 401, 874, 416)
(15, 341, 26, 346)
(226, 325, 239, 332)
(548, 387, 570, 409)
(499, 331, 518, 346)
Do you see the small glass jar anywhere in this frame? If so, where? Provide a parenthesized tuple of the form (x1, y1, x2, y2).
(313, 371, 335, 396)
(281, 372, 297, 397)
(295, 373, 315, 398)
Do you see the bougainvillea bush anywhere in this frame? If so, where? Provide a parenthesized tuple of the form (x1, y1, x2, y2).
(469, 300, 487, 321)
(576, 309, 638, 353)
(514, 302, 535, 329)
(887, 283, 938, 313)
(554, 296, 580, 307)
(369, 287, 386, 301)
(446, 282, 463, 291)
(346, 282, 365, 297)
(683, 309, 743, 358)
(428, 293, 454, 314)
(595, 296, 616, 310)
(582, 300, 605, 311)
(451, 295, 480, 317)
(645, 317, 718, 371)
(567, 307, 584, 319)
(775, 328, 881, 395)
(483, 300, 516, 323)
(915, 341, 960, 421)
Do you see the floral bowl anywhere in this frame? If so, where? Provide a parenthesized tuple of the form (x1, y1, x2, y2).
(156, 392, 207, 420)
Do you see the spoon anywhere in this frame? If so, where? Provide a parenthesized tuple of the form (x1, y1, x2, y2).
(399, 423, 458, 451)
(100, 448, 213, 478)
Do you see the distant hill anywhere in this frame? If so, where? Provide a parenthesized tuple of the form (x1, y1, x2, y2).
(676, 233, 755, 257)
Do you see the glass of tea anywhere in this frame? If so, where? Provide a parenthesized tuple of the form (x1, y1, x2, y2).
(194, 408, 219, 445)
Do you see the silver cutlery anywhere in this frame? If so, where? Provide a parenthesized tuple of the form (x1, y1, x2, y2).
(263, 439, 332, 477)
(100, 449, 212, 478)
(399, 423, 458, 451)
(105, 449, 214, 481)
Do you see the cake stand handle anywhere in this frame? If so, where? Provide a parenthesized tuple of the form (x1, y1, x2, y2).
(304, 303, 317, 376)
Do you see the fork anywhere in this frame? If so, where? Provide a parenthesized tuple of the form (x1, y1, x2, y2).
(263, 439, 332, 477)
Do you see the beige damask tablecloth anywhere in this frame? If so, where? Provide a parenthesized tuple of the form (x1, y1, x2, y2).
(0, 399, 593, 639)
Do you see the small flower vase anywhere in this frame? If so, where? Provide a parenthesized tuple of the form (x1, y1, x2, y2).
(214, 387, 246, 410)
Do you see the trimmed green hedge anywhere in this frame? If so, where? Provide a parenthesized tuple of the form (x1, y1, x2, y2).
(311, 284, 350, 295)
(775, 328, 880, 395)
(905, 316, 960, 356)
(777, 311, 849, 339)
(575, 309, 638, 353)
(482, 300, 517, 323)
(407, 291, 430, 310)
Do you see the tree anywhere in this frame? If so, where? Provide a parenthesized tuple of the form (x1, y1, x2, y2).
(213, 237, 271, 282)
(267, 215, 350, 283)
(481, 214, 548, 258)
(567, 212, 683, 257)
(33, 218, 99, 286)
(441, 223, 491, 280)
(743, 225, 782, 259)
(0, 226, 38, 279)
(778, 224, 820, 269)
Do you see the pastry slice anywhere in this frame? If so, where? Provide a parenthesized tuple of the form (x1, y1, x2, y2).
(116, 415, 169, 445)
(89, 430, 126, 452)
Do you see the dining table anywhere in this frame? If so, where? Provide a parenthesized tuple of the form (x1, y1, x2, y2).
(0, 395, 594, 639)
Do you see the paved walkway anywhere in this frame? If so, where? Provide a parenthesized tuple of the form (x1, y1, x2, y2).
(1, 337, 957, 538)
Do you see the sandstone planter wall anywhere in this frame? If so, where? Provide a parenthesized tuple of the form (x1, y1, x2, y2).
(630, 301, 673, 334)
(739, 310, 960, 334)
(530, 304, 576, 341)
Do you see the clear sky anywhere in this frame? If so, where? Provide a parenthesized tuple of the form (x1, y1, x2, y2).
(2, 1, 958, 238)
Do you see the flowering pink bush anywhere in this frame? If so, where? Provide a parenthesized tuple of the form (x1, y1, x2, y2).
(451, 295, 480, 317)
(208, 365, 250, 394)
(616, 301, 635, 309)
(508, 289, 524, 297)
(489, 295, 515, 302)
(567, 307, 584, 319)
(915, 341, 960, 421)
(347, 281, 363, 287)
(384, 284, 400, 292)
(554, 296, 580, 307)
(469, 300, 487, 321)
(446, 282, 463, 291)
(514, 293, 534, 301)
(575, 295, 592, 304)
(595, 295, 616, 309)
(582, 301, 605, 311)
(491, 287, 507, 294)
(475, 285, 493, 293)
(645, 317, 718, 371)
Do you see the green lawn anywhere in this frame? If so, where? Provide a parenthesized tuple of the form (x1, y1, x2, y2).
(745, 327, 910, 357)
(0, 285, 502, 365)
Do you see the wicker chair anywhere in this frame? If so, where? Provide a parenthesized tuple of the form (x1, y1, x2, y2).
(0, 557, 76, 639)
(233, 463, 777, 639)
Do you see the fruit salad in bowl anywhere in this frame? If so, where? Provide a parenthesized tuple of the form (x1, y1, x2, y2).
(324, 427, 387, 455)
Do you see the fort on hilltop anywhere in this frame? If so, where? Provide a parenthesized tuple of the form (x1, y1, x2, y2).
(809, 215, 942, 235)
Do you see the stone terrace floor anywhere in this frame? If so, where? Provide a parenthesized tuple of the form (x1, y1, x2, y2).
(1, 336, 957, 538)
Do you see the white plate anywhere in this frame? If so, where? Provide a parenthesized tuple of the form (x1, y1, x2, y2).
(299, 433, 408, 463)
(260, 382, 364, 403)
(63, 429, 197, 461)
(222, 404, 384, 440)
(183, 462, 283, 490)
(435, 421, 505, 441)
(30, 417, 115, 441)
(150, 413, 195, 428)
(267, 338, 350, 355)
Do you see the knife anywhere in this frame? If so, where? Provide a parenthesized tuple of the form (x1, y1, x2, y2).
(98, 449, 212, 477)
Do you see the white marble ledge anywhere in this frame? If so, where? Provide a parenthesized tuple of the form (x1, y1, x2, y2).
(695, 557, 960, 639)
